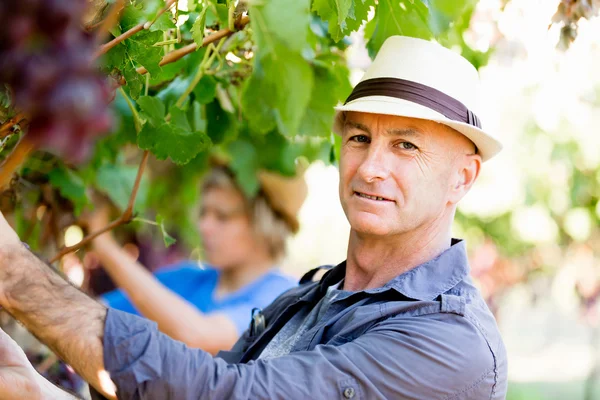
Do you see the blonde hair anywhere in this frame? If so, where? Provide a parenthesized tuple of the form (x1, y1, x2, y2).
(201, 166, 291, 261)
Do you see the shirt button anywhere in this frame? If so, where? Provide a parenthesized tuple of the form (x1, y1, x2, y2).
(343, 387, 355, 399)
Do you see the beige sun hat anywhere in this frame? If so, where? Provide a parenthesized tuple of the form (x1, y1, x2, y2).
(209, 156, 307, 233)
(258, 166, 307, 234)
(333, 36, 502, 161)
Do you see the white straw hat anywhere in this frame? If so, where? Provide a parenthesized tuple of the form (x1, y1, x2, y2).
(333, 36, 502, 161)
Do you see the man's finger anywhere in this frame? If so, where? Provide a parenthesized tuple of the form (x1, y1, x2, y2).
(0, 327, 29, 368)
(0, 212, 21, 247)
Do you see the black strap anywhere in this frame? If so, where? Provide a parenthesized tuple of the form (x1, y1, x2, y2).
(299, 265, 333, 285)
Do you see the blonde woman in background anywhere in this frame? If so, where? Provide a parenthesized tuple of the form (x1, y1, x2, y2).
(87, 164, 307, 355)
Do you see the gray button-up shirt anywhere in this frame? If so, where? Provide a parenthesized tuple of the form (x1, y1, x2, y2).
(95, 239, 507, 399)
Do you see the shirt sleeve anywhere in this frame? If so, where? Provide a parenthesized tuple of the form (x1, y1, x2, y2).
(101, 308, 502, 400)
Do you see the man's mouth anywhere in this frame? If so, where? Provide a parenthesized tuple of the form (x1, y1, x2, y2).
(354, 191, 392, 202)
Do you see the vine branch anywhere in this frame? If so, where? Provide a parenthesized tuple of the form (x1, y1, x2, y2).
(95, 0, 125, 42)
(135, 15, 249, 76)
(0, 113, 26, 138)
(49, 150, 150, 263)
(95, 24, 144, 58)
(0, 137, 35, 190)
(94, 0, 177, 58)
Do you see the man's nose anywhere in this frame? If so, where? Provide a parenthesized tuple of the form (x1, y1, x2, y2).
(356, 142, 390, 183)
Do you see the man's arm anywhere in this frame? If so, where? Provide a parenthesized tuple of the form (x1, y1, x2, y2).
(101, 306, 504, 400)
(0, 213, 116, 398)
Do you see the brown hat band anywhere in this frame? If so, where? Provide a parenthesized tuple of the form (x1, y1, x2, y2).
(344, 77, 482, 129)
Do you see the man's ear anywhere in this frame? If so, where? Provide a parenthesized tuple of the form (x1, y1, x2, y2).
(448, 154, 481, 204)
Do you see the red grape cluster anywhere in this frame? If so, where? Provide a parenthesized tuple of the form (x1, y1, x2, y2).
(0, 0, 114, 162)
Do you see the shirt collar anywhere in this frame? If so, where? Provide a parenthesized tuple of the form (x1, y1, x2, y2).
(321, 239, 470, 301)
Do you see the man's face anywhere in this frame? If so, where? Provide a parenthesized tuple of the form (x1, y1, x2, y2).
(339, 112, 479, 238)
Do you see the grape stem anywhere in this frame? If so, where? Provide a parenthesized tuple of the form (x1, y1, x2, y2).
(174, 38, 225, 108)
(0, 137, 35, 190)
(134, 15, 249, 76)
(95, 0, 178, 58)
(49, 150, 150, 263)
(132, 217, 159, 226)
(153, 38, 181, 47)
(118, 87, 143, 133)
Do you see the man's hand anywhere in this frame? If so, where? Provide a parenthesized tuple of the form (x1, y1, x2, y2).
(0, 211, 21, 248)
(0, 327, 42, 399)
(0, 211, 26, 309)
(0, 327, 82, 399)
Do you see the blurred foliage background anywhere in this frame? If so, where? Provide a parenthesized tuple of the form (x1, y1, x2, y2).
(2, 0, 600, 398)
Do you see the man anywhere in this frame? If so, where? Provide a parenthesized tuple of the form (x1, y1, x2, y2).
(0, 36, 507, 399)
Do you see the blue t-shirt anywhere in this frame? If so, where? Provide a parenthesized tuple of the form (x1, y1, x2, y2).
(101, 262, 297, 335)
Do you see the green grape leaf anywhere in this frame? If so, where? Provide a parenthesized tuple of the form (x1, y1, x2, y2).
(187, 0, 198, 12)
(188, 100, 207, 133)
(431, 0, 476, 21)
(192, 74, 217, 104)
(206, 2, 228, 27)
(119, 2, 146, 31)
(299, 60, 351, 136)
(122, 60, 144, 100)
(253, 130, 297, 176)
(191, 6, 208, 46)
(137, 96, 166, 125)
(138, 122, 212, 165)
(228, 140, 260, 196)
(428, 0, 475, 36)
(250, 0, 310, 53)
(365, 0, 432, 56)
(169, 105, 191, 131)
(312, 0, 374, 41)
(48, 168, 88, 216)
(157, 75, 193, 109)
(101, 45, 144, 100)
(156, 214, 177, 247)
(242, 0, 313, 136)
(101, 43, 127, 71)
(126, 30, 163, 77)
(242, 45, 313, 136)
(331, 132, 342, 164)
(149, 12, 177, 32)
(149, 57, 187, 86)
(365, 0, 475, 56)
(206, 99, 237, 144)
(95, 163, 149, 212)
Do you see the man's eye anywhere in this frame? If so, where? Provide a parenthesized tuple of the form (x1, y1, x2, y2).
(350, 135, 369, 143)
(399, 142, 418, 150)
